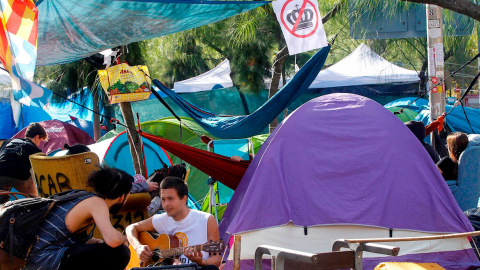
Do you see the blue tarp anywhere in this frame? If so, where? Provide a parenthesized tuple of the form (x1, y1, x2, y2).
(386, 97, 480, 134)
(416, 105, 480, 135)
(384, 97, 429, 113)
(36, 0, 268, 66)
(0, 99, 15, 139)
(0, 88, 104, 139)
(152, 45, 331, 139)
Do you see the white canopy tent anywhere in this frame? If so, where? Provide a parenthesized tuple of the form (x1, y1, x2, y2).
(309, 43, 420, 89)
(173, 59, 234, 93)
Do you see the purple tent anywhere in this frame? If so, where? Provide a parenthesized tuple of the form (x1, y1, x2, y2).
(219, 93, 479, 270)
(13, 120, 95, 154)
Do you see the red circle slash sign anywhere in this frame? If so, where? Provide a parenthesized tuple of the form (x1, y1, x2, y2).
(280, 0, 319, 38)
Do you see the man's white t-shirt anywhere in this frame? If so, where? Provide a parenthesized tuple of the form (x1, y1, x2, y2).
(152, 209, 212, 264)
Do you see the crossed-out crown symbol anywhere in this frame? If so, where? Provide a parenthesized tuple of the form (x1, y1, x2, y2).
(286, 4, 314, 30)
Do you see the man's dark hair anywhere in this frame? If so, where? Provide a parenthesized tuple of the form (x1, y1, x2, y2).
(87, 166, 132, 199)
(65, 143, 91, 155)
(25, 123, 47, 140)
(160, 176, 188, 199)
(405, 120, 426, 143)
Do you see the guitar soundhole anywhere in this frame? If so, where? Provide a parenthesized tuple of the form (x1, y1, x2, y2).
(152, 250, 160, 262)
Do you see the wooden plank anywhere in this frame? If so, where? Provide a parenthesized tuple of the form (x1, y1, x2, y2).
(233, 235, 241, 270)
(345, 231, 480, 244)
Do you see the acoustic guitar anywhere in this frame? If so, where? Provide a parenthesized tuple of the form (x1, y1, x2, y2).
(128, 231, 225, 268)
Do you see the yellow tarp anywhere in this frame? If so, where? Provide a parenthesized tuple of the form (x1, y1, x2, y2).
(374, 262, 445, 270)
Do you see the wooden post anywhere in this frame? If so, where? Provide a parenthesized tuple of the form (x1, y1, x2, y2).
(93, 91, 101, 141)
(268, 46, 289, 133)
(116, 45, 146, 176)
(119, 102, 146, 176)
(233, 235, 241, 270)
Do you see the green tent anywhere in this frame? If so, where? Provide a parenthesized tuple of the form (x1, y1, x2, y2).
(387, 106, 418, 123)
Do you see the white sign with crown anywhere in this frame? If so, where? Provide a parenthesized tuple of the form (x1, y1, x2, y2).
(272, 0, 328, 55)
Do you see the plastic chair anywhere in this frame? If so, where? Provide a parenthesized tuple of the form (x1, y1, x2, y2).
(448, 134, 480, 211)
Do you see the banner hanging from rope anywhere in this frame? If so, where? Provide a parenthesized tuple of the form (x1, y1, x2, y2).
(98, 63, 152, 104)
(272, 0, 328, 55)
(0, 0, 52, 126)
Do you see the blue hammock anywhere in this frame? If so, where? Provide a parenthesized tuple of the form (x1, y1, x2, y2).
(152, 45, 330, 139)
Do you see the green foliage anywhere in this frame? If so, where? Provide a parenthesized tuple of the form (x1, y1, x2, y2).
(35, 59, 99, 104)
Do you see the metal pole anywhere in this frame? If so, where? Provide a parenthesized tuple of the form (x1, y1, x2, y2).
(478, 21, 480, 105)
(427, 5, 445, 145)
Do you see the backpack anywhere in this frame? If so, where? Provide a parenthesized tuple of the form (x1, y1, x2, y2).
(0, 139, 41, 180)
(148, 163, 187, 198)
(0, 189, 92, 269)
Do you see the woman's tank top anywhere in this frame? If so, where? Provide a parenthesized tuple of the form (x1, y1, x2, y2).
(25, 192, 96, 270)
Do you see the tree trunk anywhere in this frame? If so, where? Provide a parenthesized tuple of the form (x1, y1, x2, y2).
(93, 91, 101, 141)
(119, 102, 146, 176)
(268, 46, 289, 133)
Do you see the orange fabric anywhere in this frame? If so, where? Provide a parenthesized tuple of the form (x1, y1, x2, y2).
(425, 115, 445, 135)
(0, 0, 38, 73)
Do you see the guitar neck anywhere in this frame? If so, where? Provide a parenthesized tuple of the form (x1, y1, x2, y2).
(157, 244, 205, 258)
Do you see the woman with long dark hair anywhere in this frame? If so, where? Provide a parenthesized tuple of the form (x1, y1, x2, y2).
(436, 132, 469, 180)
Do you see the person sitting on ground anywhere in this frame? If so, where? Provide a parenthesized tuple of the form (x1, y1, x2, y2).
(126, 176, 221, 270)
(436, 132, 469, 181)
(25, 166, 132, 270)
(405, 120, 441, 163)
(0, 122, 47, 202)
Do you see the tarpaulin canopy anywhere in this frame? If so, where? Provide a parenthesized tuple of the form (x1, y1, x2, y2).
(36, 0, 268, 66)
(141, 132, 249, 190)
(152, 45, 331, 139)
(174, 59, 233, 93)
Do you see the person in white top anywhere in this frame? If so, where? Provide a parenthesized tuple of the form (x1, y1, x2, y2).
(126, 176, 221, 269)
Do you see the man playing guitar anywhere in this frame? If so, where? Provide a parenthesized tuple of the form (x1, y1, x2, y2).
(126, 176, 221, 270)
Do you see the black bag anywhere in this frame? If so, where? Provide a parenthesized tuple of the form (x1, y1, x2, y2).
(149, 164, 187, 198)
(0, 189, 92, 268)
